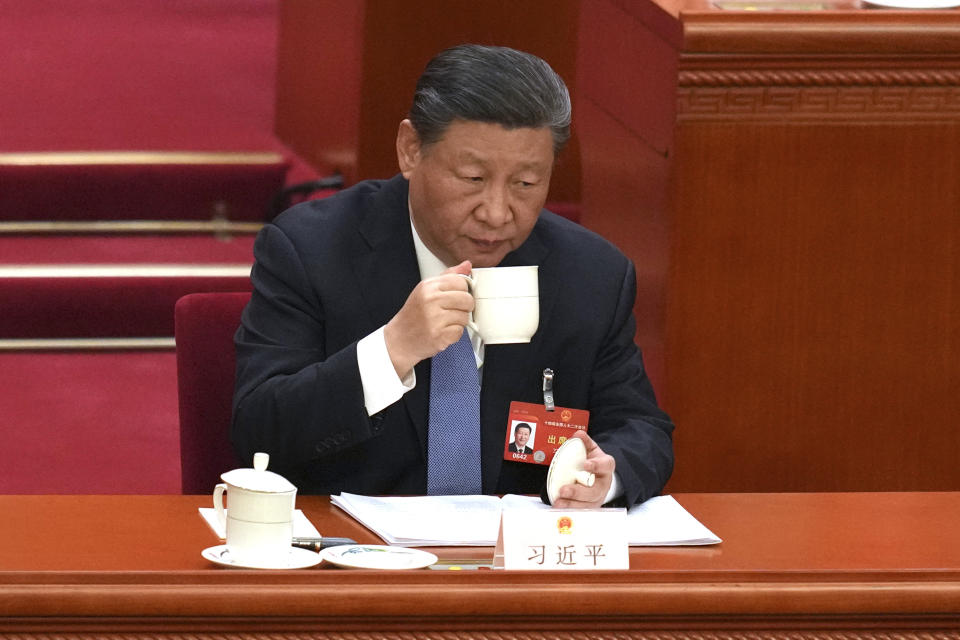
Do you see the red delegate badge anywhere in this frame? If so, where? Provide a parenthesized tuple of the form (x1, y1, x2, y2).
(503, 401, 589, 466)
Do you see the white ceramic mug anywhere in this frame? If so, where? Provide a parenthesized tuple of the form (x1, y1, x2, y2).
(213, 452, 297, 565)
(461, 265, 539, 344)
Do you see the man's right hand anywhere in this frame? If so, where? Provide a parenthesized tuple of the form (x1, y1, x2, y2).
(383, 260, 474, 378)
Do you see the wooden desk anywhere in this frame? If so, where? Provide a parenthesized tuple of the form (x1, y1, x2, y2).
(2, 493, 959, 637)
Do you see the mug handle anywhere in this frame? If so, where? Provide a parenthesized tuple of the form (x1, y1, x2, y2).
(456, 273, 481, 336)
(213, 483, 228, 531)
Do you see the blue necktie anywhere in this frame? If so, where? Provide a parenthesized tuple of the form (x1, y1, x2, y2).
(427, 330, 482, 495)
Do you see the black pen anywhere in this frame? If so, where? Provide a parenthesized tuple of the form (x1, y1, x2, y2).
(292, 536, 357, 552)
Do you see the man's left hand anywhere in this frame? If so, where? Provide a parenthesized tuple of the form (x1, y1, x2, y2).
(551, 430, 616, 509)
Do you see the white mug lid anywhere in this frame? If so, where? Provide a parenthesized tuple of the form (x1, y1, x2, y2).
(546, 437, 595, 504)
(220, 452, 297, 493)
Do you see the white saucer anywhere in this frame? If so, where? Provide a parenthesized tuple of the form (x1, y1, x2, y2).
(202, 544, 322, 570)
(320, 544, 437, 570)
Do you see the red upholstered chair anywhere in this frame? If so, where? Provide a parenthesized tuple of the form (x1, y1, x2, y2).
(175, 292, 251, 494)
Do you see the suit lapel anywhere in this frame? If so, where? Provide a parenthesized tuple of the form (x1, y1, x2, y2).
(353, 176, 418, 326)
(352, 176, 430, 457)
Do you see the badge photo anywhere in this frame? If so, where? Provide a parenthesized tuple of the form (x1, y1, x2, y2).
(507, 420, 537, 458)
(503, 401, 590, 467)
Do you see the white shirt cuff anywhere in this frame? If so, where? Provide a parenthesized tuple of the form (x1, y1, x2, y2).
(604, 472, 623, 504)
(357, 326, 415, 416)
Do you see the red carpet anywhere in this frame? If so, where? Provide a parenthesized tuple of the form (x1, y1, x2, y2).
(0, 0, 282, 153)
(0, 153, 289, 222)
(0, 276, 250, 338)
(0, 0, 331, 223)
(0, 234, 254, 266)
(0, 235, 254, 264)
(0, 235, 254, 337)
(0, 1, 299, 494)
(0, 0, 325, 223)
(0, 351, 180, 494)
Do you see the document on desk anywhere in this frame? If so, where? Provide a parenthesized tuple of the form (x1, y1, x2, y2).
(330, 493, 721, 547)
(198, 508, 321, 540)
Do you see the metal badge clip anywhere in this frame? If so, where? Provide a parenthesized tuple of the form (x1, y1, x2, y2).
(542, 368, 555, 412)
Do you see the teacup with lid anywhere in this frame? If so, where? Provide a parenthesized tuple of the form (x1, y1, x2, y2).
(213, 452, 297, 565)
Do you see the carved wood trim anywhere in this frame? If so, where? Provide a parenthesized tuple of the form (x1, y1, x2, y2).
(677, 65, 960, 120)
(680, 15, 960, 56)
(679, 69, 960, 88)
(2, 632, 960, 640)
(678, 86, 960, 120)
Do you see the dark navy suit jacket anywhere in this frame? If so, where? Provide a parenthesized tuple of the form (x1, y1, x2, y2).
(232, 175, 673, 505)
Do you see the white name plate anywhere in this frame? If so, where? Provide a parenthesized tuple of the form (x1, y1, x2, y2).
(494, 508, 629, 570)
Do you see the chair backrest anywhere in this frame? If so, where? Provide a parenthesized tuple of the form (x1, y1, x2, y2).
(175, 291, 251, 494)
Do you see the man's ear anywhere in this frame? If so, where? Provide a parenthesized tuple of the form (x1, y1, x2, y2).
(396, 119, 422, 179)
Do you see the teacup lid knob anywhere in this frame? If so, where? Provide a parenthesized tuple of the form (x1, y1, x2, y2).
(220, 452, 296, 493)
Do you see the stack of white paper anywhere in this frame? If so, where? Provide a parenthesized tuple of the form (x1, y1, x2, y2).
(330, 493, 721, 547)
(198, 508, 321, 539)
(330, 494, 503, 546)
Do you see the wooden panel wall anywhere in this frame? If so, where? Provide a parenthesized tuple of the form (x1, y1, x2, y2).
(275, 0, 582, 204)
(579, 1, 960, 492)
(666, 79, 960, 492)
(575, 0, 683, 393)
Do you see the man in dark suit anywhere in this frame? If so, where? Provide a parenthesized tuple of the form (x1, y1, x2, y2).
(232, 44, 673, 508)
(508, 423, 534, 455)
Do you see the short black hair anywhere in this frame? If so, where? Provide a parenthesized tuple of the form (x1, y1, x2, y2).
(409, 44, 571, 154)
(514, 422, 532, 434)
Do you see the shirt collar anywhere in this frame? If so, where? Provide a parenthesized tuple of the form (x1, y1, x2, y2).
(409, 205, 448, 281)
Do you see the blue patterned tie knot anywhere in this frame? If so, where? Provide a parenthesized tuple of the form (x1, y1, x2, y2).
(427, 330, 482, 495)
